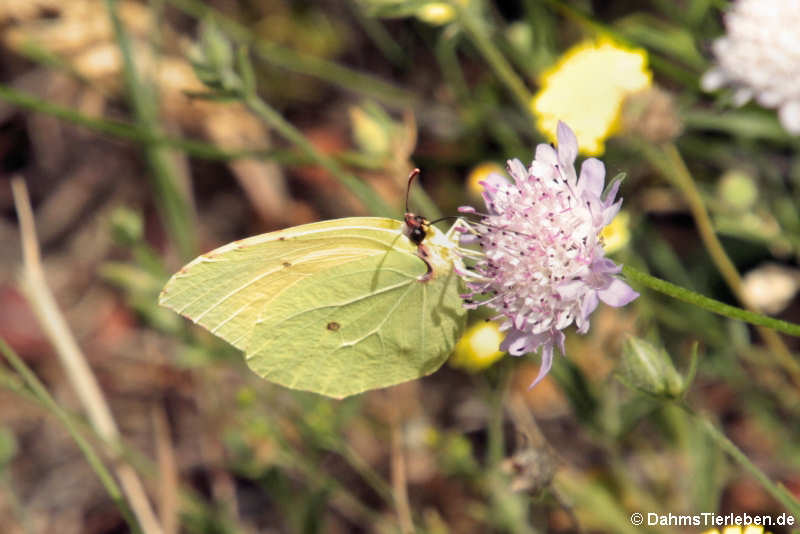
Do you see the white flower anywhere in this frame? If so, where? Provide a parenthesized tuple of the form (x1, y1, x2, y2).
(741, 263, 800, 314)
(701, 0, 800, 134)
(455, 122, 638, 386)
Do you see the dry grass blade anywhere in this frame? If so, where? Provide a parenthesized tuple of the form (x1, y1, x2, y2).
(10, 176, 164, 534)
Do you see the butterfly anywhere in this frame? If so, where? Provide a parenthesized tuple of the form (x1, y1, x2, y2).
(159, 170, 466, 398)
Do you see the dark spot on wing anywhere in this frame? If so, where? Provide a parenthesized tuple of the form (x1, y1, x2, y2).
(282, 261, 291, 267)
(279, 236, 286, 241)
(327, 321, 340, 331)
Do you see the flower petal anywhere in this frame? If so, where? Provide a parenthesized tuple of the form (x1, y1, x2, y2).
(579, 291, 599, 323)
(597, 278, 639, 307)
(506, 159, 528, 185)
(500, 329, 530, 356)
(556, 121, 578, 167)
(557, 279, 585, 300)
(778, 101, 800, 134)
(528, 345, 555, 388)
(602, 198, 623, 226)
(700, 68, 727, 92)
(579, 158, 606, 198)
(732, 87, 753, 107)
(602, 180, 621, 207)
(534, 143, 558, 167)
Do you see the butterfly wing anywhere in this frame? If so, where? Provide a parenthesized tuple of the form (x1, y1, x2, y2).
(159, 217, 466, 397)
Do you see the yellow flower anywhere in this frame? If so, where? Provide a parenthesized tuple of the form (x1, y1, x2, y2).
(450, 321, 505, 372)
(532, 39, 652, 155)
(600, 210, 631, 254)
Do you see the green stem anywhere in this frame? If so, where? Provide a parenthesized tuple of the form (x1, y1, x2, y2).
(106, 0, 197, 259)
(165, 0, 416, 108)
(349, 4, 407, 67)
(2, 80, 430, 219)
(687, 408, 800, 519)
(452, 1, 537, 129)
(0, 83, 397, 168)
(241, 92, 393, 216)
(0, 82, 291, 160)
(682, 109, 796, 144)
(623, 265, 800, 338)
(337, 442, 396, 507)
(0, 339, 140, 533)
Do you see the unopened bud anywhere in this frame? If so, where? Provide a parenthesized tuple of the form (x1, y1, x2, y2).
(617, 336, 683, 398)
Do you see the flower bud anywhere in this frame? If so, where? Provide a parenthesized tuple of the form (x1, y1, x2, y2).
(109, 207, 143, 246)
(619, 86, 683, 145)
(617, 336, 683, 398)
(717, 170, 758, 212)
(190, 20, 240, 92)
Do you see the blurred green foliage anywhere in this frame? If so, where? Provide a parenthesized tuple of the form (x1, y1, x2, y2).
(2, 0, 800, 533)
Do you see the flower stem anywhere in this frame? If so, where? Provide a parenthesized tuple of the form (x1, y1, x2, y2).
(452, 1, 537, 130)
(241, 92, 393, 216)
(0, 82, 293, 161)
(686, 407, 800, 519)
(165, 0, 417, 108)
(622, 265, 800, 338)
(106, 0, 197, 259)
(12, 177, 163, 534)
(0, 338, 140, 533)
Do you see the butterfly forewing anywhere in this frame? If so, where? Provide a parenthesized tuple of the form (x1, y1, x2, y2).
(159, 218, 416, 349)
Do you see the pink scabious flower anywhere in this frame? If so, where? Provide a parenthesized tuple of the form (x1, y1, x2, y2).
(455, 122, 639, 386)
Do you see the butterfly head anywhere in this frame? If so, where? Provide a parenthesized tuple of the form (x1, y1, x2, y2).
(403, 212, 430, 246)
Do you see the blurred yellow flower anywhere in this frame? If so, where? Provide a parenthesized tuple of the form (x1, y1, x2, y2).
(702, 526, 770, 534)
(532, 39, 652, 155)
(450, 321, 505, 372)
(600, 210, 631, 254)
(416, 2, 455, 25)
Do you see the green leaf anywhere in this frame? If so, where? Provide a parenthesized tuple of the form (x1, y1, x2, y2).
(160, 217, 466, 398)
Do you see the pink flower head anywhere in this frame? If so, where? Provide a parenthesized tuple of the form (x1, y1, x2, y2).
(455, 121, 638, 387)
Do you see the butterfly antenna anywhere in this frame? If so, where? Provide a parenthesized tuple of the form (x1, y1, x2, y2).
(405, 168, 420, 214)
(429, 215, 461, 225)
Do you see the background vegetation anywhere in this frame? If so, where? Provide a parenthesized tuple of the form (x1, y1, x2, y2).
(1, 0, 799, 533)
